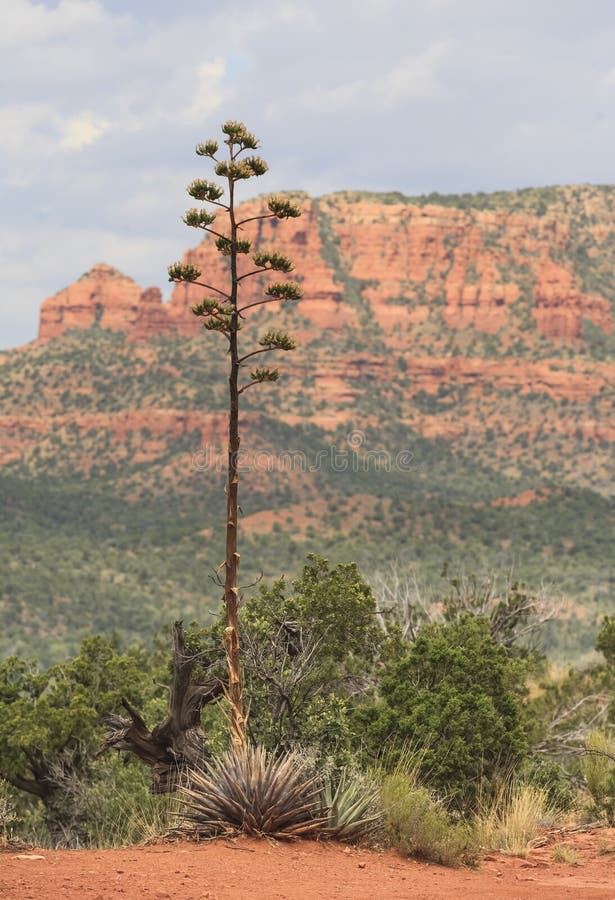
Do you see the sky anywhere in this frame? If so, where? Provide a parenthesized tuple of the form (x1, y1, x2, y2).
(1, 0, 614, 349)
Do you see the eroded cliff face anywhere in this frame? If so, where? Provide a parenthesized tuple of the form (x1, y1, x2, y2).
(18, 185, 613, 496)
(316, 193, 612, 343)
(36, 188, 614, 349)
(532, 257, 610, 340)
(167, 195, 358, 334)
(38, 264, 167, 342)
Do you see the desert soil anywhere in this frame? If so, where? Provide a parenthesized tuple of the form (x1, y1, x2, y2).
(2, 828, 614, 900)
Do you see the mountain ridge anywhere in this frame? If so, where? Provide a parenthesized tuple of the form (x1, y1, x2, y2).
(36, 184, 614, 347)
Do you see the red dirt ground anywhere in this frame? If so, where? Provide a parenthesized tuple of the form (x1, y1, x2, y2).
(2, 829, 614, 900)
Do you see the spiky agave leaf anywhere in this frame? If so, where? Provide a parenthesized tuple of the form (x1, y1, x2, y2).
(180, 744, 326, 839)
(321, 767, 383, 841)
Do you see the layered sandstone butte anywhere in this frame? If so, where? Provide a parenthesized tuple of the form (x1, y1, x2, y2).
(38, 264, 167, 342)
(36, 186, 614, 349)
(6, 185, 613, 666)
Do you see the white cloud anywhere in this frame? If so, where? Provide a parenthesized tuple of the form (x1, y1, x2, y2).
(381, 42, 450, 104)
(59, 111, 111, 150)
(179, 59, 227, 125)
(600, 67, 615, 92)
(277, 2, 318, 26)
(0, 2, 229, 166)
(0, 104, 56, 158)
(0, 104, 112, 159)
(0, 0, 110, 47)
(302, 41, 450, 112)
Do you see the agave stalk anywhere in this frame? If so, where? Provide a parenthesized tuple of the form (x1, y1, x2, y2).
(169, 123, 302, 747)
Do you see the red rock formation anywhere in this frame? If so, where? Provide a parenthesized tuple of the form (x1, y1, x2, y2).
(532, 258, 611, 339)
(36, 189, 613, 348)
(130, 287, 172, 342)
(38, 264, 145, 340)
(321, 197, 612, 341)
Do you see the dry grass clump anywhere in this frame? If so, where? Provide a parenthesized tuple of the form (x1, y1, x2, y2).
(0, 783, 17, 848)
(90, 790, 179, 848)
(476, 783, 558, 856)
(596, 835, 615, 855)
(552, 843, 580, 864)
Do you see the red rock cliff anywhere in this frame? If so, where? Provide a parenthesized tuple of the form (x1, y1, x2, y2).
(38, 264, 167, 342)
(36, 188, 614, 348)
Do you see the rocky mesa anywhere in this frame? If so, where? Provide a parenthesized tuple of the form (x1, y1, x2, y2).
(21, 184, 615, 494)
(37, 186, 614, 349)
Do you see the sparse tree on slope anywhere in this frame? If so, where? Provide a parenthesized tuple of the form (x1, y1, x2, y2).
(168, 122, 302, 747)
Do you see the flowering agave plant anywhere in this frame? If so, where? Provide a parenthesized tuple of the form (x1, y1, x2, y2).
(168, 122, 302, 748)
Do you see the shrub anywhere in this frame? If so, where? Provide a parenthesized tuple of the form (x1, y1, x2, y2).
(518, 757, 576, 812)
(0, 754, 175, 850)
(83, 756, 178, 848)
(596, 616, 615, 668)
(0, 638, 157, 847)
(241, 555, 381, 758)
(582, 731, 615, 824)
(381, 773, 479, 867)
(596, 617, 615, 723)
(358, 616, 528, 806)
